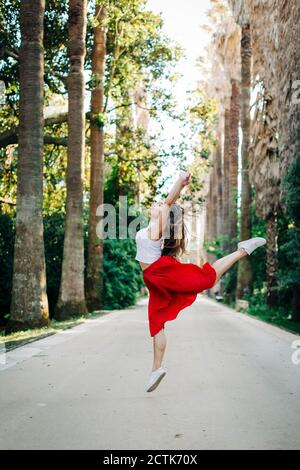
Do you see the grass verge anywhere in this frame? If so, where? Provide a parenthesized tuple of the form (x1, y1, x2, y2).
(242, 306, 300, 335)
(214, 296, 300, 335)
(0, 310, 112, 352)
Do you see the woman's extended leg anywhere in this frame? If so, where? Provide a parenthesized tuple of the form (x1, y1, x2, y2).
(212, 248, 248, 284)
(152, 327, 167, 371)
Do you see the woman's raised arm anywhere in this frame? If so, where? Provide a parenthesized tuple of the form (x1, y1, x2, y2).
(148, 171, 191, 240)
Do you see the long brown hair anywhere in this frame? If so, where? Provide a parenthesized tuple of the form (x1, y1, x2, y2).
(161, 203, 186, 258)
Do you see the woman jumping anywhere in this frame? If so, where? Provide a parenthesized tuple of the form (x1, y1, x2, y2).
(135, 171, 266, 393)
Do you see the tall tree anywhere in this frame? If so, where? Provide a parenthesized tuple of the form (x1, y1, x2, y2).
(250, 94, 280, 308)
(215, 126, 223, 236)
(86, 4, 107, 311)
(55, 0, 88, 319)
(228, 78, 240, 245)
(236, 24, 253, 299)
(9, 0, 49, 330)
(203, 2, 241, 249)
(223, 107, 231, 237)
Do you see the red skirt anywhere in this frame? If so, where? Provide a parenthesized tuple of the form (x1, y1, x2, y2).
(142, 255, 217, 337)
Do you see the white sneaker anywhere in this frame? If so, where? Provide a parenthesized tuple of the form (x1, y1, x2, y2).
(237, 237, 266, 255)
(146, 367, 166, 393)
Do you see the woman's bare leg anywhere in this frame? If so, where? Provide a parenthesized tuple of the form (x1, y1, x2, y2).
(212, 248, 248, 284)
(152, 328, 167, 371)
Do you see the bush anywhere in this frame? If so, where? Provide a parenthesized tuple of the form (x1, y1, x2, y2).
(44, 212, 65, 316)
(0, 214, 14, 324)
(279, 147, 300, 321)
(102, 238, 144, 309)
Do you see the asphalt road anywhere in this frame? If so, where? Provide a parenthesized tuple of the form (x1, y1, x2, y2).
(1, 296, 299, 450)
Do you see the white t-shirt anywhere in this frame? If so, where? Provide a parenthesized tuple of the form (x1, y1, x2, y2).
(135, 226, 163, 264)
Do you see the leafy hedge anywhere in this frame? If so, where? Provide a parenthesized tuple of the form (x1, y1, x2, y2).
(0, 214, 14, 324)
(102, 238, 144, 309)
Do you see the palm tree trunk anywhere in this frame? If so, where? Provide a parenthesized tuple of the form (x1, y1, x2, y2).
(223, 108, 231, 244)
(205, 166, 213, 243)
(215, 128, 223, 236)
(55, 0, 88, 320)
(114, 95, 135, 199)
(212, 155, 218, 238)
(134, 85, 150, 205)
(9, 0, 49, 331)
(86, 5, 106, 311)
(292, 287, 300, 322)
(228, 79, 240, 247)
(236, 24, 253, 299)
(266, 212, 279, 308)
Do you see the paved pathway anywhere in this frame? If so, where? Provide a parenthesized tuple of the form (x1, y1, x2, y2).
(1, 296, 299, 449)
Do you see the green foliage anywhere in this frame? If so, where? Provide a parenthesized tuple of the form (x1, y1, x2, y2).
(178, 87, 218, 208)
(43, 136, 68, 214)
(44, 0, 69, 95)
(248, 198, 267, 292)
(100, 0, 183, 112)
(204, 234, 236, 302)
(282, 144, 300, 222)
(0, 0, 20, 110)
(277, 142, 300, 314)
(0, 214, 14, 321)
(43, 212, 65, 314)
(204, 234, 231, 258)
(102, 238, 143, 309)
(92, 112, 106, 129)
(188, 87, 217, 161)
(244, 289, 300, 334)
(0, 0, 69, 104)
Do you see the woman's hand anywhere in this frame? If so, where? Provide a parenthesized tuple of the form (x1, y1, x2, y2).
(179, 170, 191, 187)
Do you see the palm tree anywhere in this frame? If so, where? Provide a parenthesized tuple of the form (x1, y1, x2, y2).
(223, 108, 231, 237)
(205, 171, 212, 243)
(55, 0, 88, 319)
(204, 2, 241, 249)
(9, 0, 49, 331)
(86, 5, 107, 311)
(236, 24, 253, 300)
(249, 97, 280, 308)
(228, 78, 240, 246)
(215, 126, 224, 236)
(133, 84, 151, 206)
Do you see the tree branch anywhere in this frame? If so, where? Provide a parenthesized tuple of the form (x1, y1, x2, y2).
(0, 131, 69, 148)
(0, 112, 93, 148)
(0, 47, 19, 60)
(44, 113, 68, 126)
(103, 20, 123, 112)
(0, 197, 16, 206)
(0, 127, 18, 147)
(107, 101, 156, 114)
(44, 136, 68, 146)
